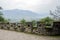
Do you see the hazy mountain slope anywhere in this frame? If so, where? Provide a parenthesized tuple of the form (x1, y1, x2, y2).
(2, 9, 49, 22)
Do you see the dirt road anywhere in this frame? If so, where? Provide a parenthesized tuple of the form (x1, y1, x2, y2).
(0, 29, 60, 40)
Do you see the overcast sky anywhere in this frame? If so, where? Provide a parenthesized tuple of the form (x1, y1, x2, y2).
(0, 0, 60, 14)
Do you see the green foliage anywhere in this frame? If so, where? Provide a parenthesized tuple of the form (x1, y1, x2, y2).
(20, 19, 26, 25)
(32, 20, 36, 26)
(4, 19, 9, 23)
(0, 7, 8, 23)
(0, 13, 8, 23)
(0, 7, 3, 16)
(40, 17, 54, 25)
(0, 16, 5, 22)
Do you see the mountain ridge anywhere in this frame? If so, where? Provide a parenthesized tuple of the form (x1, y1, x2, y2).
(1, 9, 48, 22)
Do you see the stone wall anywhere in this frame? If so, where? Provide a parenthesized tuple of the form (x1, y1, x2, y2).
(52, 22, 60, 35)
(0, 22, 60, 35)
(37, 22, 46, 35)
(25, 22, 33, 33)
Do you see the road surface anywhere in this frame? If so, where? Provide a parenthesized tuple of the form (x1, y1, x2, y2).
(0, 29, 60, 40)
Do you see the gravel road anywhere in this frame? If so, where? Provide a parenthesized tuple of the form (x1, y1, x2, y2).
(0, 29, 60, 40)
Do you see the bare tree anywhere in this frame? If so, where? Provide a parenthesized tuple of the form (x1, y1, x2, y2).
(50, 6, 60, 21)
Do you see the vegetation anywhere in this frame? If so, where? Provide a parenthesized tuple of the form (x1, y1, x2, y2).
(20, 19, 26, 25)
(32, 20, 36, 27)
(0, 16, 5, 22)
(40, 17, 54, 25)
(0, 7, 3, 10)
(0, 7, 8, 23)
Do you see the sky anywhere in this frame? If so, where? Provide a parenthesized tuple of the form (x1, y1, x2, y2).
(0, 0, 60, 14)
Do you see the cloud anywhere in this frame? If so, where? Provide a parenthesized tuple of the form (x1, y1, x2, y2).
(0, 0, 59, 14)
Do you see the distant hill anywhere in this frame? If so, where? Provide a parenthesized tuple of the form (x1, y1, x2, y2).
(2, 9, 49, 22)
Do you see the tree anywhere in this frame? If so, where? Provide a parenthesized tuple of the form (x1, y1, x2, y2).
(0, 16, 5, 22)
(20, 19, 26, 25)
(0, 7, 8, 22)
(0, 7, 4, 22)
(32, 20, 36, 27)
(0, 7, 3, 15)
(2, 18, 9, 23)
(40, 17, 54, 25)
(50, 6, 60, 21)
(0, 7, 3, 10)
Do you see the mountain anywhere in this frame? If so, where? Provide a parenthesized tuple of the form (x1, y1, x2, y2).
(1, 9, 48, 22)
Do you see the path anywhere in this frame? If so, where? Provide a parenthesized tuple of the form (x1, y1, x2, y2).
(0, 29, 60, 40)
